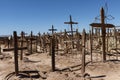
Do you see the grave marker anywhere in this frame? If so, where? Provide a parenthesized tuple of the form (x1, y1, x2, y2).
(64, 15, 78, 48)
(90, 7, 115, 62)
(3, 31, 27, 76)
(49, 25, 57, 71)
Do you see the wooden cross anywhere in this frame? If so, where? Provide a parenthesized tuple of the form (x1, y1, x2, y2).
(48, 25, 57, 35)
(64, 15, 78, 48)
(48, 25, 57, 71)
(64, 15, 78, 36)
(90, 7, 115, 62)
(3, 31, 27, 76)
(29, 31, 36, 54)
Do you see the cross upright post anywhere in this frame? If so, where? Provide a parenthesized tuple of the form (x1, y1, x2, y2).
(101, 7, 106, 61)
(20, 31, 24, 60)
(64, 15, 78, 48)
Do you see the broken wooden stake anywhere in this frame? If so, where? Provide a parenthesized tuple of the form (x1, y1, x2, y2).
(81, 29, 86, 76)
(13, 31, 19, 76)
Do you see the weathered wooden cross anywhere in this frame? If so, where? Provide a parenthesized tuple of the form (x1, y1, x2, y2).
(3, 31, 27, 76)
(90, 7, 115, 62)
(64, 15, 78, 48)
(48, 25, 57, 71)
(29, 31, 36, 54)
(48, 25, 57, 35)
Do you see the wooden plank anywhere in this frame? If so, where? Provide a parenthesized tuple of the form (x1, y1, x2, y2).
(64, 22, 78, 24)
(3, 47, 27, 52)
(18, 47, 27, 50)
(3, 48, 14, 51)
(89, 30, 93, 63)
(20, 31, 24, 60)
(90, 23, 115, 28)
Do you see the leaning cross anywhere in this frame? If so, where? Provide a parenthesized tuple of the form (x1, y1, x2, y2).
(64, 15, 78, 48)
(90, 7, 115, 62)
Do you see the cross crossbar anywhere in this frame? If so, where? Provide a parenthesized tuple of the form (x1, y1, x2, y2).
(90, 23, 115, 28)
(3, 47, 27, 52)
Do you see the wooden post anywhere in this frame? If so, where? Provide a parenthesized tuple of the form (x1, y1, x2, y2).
(8, 37, 10, 48)
(101, 7, 106, 62)
(0, 45, 1, 54)
(20, 31, 24, 60)
(51, 37, 55, 71)
(64, 15, 78, 49)
(81, 29, 86, 76)
(114, 28, 118, 59)
(76, 29, 81, 51)
(89, 30, 92, 63)
(38, 32, 41, 49)
(13, 31, 19, 76)
(35, 36, 38, 52)
(106, 28, 109, 52)
(30, 31, 33, 54)
(26, 38, 29, 53)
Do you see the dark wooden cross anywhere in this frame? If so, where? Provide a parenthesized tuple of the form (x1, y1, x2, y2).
(48, 25, 57, 71)
(48, 25, 57, 35)
(3, 31, 27, 76)
(90, 7, 115, 62)
(64, 15, 78, 48)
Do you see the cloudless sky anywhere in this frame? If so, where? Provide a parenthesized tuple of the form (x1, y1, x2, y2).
(0, 0, 120, 35)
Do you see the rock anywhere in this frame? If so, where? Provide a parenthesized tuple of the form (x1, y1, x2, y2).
(0, 55, 4, 59)
(23, 57, 29, 62)
(39, 71, 47, 79)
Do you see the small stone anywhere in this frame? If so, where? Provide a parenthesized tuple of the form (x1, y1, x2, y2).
(0, 55, 4, 59)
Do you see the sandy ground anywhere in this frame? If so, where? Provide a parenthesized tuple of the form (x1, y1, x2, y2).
(0, 49, 120, 80)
